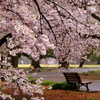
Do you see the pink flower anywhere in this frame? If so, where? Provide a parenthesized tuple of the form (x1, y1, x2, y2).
(35, 79, 42, 85)
(22, 97, 27, 100)
(1, 1, 8, 6)
(31, 52, 40, 61)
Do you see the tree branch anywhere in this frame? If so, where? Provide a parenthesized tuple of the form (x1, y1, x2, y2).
(92, 13, 100, 22)
(81, 34, 100, 39)
(0, 33, 12, 47)
(6, 8, 37, 34)
(33, 0, 57, 43)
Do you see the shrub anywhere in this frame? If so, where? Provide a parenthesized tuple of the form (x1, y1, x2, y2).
(27, 76, 37, 84)
(52, 83, 61, 89)
(52, 81, 77, 90)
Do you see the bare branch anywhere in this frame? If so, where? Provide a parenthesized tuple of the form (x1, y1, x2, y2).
(92, 13, 100, 22)
(34, 0, 57, 43)
(0, 33, 12, 47)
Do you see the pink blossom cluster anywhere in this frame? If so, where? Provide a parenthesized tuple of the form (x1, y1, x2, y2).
(0, 92, 14, 100)
(42, 0, 100, 63)
(0, 0, 55, 61)
(0, 66, 44, 100)
(0, 0, 100, 99)
(0, 0, 100, 64)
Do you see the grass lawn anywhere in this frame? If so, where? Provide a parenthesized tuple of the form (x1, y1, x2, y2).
(17, 64, 100, 73)
(18, 64, 100, 68)
(87, 69, 100, 74)
(70, 64, 100, 68)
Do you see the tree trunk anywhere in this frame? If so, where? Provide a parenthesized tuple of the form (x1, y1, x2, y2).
(10, 56, 19, 68)
(31, 59, 41, 69)
(1, 56, 3, 68)
(79, 58, 85, 68)
(79, 51, 93, 68)
(60, 61, 69, 69)
(60, 63, 66, 68)
(97, 56, 100, 64)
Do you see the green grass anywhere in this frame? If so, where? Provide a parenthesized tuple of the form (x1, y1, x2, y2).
(17, 64, 100, 72)
(88, 97, 97, 100)
(27, 76, 77, 90)
(92, 70, 100, 74)
(70, 64, 100, 68)
(41, 80, 57, 86)
(27, 76, 57, 85)
(0, 87, 2, 90)
(1, 64, 100, 68)
(27, 76, 37, 84)
(17, 64, 100, 68)
(87, 69, 100, 74)
(18, 64, 31, 68)
(40, 64, 100, 68)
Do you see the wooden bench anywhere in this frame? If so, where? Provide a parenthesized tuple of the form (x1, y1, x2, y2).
(63, 72, 92, 91)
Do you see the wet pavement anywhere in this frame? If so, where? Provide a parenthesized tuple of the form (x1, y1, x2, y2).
(26, 68, 100, 92)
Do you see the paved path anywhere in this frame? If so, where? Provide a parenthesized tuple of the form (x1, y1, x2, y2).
(26, 68, 100, 92)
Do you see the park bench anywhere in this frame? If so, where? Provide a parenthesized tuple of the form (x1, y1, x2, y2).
(63, 72, 92, 91)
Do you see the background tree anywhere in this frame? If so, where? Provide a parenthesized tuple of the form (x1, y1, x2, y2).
(52, 0, 100, 66)
(31, 49, 55, 69)
(88, 53, 100, 64)
(88, 53, 98, 62)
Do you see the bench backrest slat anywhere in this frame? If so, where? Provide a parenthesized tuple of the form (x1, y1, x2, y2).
(63, 72, 82, 83)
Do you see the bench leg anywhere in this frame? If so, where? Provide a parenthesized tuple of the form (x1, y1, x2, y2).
(74, 83, 78, 90)
(80, 83, 89, 91)
(77, 84, 81, 91)
(86, 84, 89, 91)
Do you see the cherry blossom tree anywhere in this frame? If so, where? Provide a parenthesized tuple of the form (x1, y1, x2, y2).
(0, 0, 55, 99)
(0, 0, 100, 99)
(71, 0, 100, 67)
(0, 0, 55, 63)
(0, 0, 100, 66)
(47, 0, 100, 66)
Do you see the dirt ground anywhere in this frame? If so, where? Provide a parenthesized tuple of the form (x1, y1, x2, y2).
(43, 89, 100, 100)
(1, 74, 100, 100)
